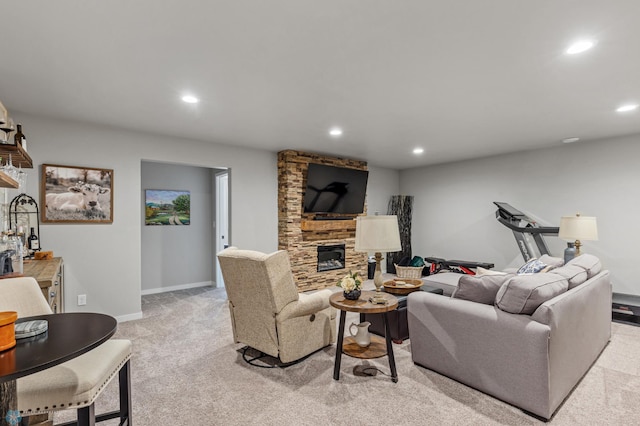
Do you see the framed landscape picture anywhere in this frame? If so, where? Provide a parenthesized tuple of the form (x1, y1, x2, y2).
(145, 189, 191, 225)
(41, 164, 114, 224)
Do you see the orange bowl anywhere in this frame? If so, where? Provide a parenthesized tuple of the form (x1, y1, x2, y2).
(0, 311, 18, 351)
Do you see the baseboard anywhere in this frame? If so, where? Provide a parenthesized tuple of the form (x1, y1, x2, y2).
(116, 311, 144, 323)
(141, 281, 214, 296)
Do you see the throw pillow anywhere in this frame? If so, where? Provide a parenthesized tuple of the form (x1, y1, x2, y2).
(517, 258, 548, 275)
(567, 254, 602, 279)
(538, 254, 564, 269)
(495, 274, 569, 314)
(475, 267, 507, 276)
(452, 274, 514, 305)
(549, 264, 588, 289)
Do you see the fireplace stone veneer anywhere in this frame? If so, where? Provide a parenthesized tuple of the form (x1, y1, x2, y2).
(278, 150, 367, 292)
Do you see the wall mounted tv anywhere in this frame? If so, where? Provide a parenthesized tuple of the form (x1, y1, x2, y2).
(303, 163, 369, 215)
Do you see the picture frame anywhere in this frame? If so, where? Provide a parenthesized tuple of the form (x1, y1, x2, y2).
(144, 189, 191, 226)
(41, 164, 114, 224)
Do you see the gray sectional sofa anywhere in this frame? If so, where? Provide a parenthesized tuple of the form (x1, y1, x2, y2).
(407, 254, 611, 420)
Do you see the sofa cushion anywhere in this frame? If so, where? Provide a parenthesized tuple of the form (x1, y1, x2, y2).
(549, 264, 588, 289)
(495, 274, 569, 314)
(422, 273, 462, 297)
(452, 273, 514, 305)
(567, 254, 602, 279)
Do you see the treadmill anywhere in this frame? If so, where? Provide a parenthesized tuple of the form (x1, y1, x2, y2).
(493, 202, 559, 262)
(495, 202, 640, 325)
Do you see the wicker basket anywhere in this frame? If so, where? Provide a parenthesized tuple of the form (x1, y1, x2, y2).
(394, 264, 424, 279)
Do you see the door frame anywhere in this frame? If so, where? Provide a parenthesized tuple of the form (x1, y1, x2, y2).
(215, 171, 229, 287)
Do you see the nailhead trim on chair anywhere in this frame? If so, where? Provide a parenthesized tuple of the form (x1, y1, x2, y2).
(19, 353, 132, 415)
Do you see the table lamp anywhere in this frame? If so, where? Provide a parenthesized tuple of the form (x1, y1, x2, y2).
(558, 214, 598, 258)
(355, 215, 402, 303)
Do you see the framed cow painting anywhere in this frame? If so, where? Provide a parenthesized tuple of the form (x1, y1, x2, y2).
(41, 164, 114, 224)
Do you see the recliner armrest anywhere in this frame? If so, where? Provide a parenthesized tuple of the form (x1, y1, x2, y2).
(277, 289, 333, 322)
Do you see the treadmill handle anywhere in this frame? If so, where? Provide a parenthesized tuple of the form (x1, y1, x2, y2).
(496, 216, 559, 235)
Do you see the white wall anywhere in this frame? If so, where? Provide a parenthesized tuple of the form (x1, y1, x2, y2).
(401, 134, 640, 297)
(15, 113, 278, 320)
(141, 161, 218, 294)
(365, 165, 401, 216)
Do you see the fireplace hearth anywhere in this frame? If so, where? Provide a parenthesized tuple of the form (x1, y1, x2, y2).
(317, 244, 346, 272)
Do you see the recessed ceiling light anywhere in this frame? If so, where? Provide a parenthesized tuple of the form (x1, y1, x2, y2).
(616, 103, 639, 113)
(329, 127, 343, 137)
(181, 95, 199, 104)
(413, 147, 424, 155)
(566, 40, 595, 55)
(562, 137, 580, 144)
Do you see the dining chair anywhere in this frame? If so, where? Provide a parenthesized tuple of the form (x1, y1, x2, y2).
(0, 276, 132, 426)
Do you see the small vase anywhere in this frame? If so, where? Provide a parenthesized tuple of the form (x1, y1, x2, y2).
(343, 289, 361, 300)
(349, 321, 371, 347)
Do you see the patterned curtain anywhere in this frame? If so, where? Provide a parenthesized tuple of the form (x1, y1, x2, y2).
(386, 195, 413, 274)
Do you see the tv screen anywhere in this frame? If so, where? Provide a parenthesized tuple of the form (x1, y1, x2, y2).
(303, 163, 368, 214)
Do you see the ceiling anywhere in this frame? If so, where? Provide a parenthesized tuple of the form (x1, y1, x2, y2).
(1, 1, 639, 170)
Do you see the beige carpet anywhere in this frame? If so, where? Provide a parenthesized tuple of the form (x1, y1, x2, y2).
(53, 286, 640, 425)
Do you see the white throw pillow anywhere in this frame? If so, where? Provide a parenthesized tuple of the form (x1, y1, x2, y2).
(475, 267, 507, 276)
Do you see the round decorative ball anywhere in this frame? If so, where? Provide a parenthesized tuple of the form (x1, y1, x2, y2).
(343, 289, 361, 300)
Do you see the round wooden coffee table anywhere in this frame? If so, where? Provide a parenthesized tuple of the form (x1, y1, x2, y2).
(330, 290, 399, 382)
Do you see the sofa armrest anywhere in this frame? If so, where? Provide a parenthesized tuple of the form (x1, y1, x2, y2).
(407, 292, 553, 418)
(531, 270, 611, 413)
(277, 289, 333, 322)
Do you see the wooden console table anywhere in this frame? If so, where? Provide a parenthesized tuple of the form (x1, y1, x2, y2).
(22, 257, 64, 313)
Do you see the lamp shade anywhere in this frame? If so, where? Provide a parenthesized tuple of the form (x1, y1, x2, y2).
(355, 215, 402, 252)
(558, 215, 598, 241)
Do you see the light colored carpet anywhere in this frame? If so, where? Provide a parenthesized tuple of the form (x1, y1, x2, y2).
(53, 286, 640, 425)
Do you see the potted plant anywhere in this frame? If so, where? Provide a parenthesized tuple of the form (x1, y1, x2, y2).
(338, 271, 362, 300)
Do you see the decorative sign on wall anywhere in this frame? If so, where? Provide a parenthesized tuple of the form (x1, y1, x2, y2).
(145, 189, 190, 226)
(41, 164, 113, 224)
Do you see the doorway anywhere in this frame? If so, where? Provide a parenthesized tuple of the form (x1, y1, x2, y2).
(141, 161, 228, 295)
(215, 171, 229, 287)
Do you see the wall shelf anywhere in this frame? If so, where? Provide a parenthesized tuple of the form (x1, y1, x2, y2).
(0, 170, 19, 188)
(300, 219, 357, 232)
(0, 98, 33, 169)
(0, 142, 33, 168)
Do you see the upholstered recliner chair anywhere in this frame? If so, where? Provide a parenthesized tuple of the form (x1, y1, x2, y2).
(217, 247, 336, 363)
(0, 277, 132, 425)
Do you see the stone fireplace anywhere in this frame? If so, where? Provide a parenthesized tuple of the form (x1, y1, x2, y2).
(278, 150, 368, 291)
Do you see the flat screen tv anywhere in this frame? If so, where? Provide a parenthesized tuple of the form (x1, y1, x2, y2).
(303, 163, 368, 215)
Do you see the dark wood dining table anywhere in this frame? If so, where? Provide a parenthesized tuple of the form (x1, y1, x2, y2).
(0, 312, 117, 426)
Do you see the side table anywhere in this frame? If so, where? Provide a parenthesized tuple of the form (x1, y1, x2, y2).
(362, 284, 444, 343)
(330, 291, 399, 382)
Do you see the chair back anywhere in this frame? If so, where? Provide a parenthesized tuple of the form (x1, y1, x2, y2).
(217, 248, 299, 314)
(0, 277, 53, 317)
